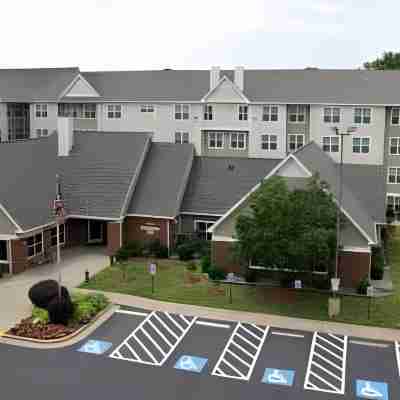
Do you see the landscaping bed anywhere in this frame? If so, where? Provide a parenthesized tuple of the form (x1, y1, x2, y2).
(7, 292, 109, 340)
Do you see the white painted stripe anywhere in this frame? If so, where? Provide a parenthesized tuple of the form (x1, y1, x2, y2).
(179, 314, 190, 326)
(271, 331, 305, 338)
(246, 326, 269, 380)
(195, 321, 231, 329)
(309, 371, 340, 393)
(226, 349, 251, 368)
(312, 361, 341, 381)
(315, 342, 343, 361)
(153, 313, 179, 340)
(328, 333, 345, 344)
(164, 311, 185, 332)
(115, 309, 148, 317)
(231, 340, 255, 360)
(135, 332, 158, 364)
(236, 332, 259, 350)
(142, 327, 167, 357)
(123, 341, 140, 361)
(395, 342, 400, 377)
(349, 340, 389, 348)
(250, 324, 265, 334)
(147, 319, 174, 348)
(314, 352, 343, 372)
(317, 334, 344, 353)
(220, 358, 246, 378)
(240, 324, 263, 341)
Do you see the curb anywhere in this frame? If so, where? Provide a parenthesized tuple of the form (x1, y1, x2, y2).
(0, 304, 119, 349)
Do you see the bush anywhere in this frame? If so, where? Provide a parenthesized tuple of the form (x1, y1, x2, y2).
(200, 255, 211, 274)
(72, 293, 109, 324)
(357, 276, 369, 295)
(115, 247, 130, 263)
(312, 277, 331, 290)
(156, 245, 169, 259)
(124, 241, 144, 257)
(280, 276, 293, 288)
(32, 307, 49, 324)
(177, 239, 210, 261)
(371, 247, 385, 280)
(244, 268, 258, 283)
(208, 265, 227, 281)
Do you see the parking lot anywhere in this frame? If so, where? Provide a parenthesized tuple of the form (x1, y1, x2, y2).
(1, 307, 400, 400)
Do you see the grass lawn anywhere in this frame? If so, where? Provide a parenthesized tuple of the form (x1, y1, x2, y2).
(80, 229, 400, 328)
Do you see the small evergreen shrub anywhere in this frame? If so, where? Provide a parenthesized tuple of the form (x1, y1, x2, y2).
(371, 247, 385, 280)
(200, 255, 211, 274)
(32, 307, 49, 324)
(244, 268, 258, 283)
(207, 265, 227, 281)
(357, 276, 369, 295)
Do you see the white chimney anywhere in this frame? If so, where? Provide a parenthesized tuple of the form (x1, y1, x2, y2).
(57, 117, 74, 157)
(234, 66, 244, 91)
(210, 66, 220, 90)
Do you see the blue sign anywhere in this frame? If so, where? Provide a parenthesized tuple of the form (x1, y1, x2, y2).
(262, 368, 295, 386)
(78, 340, 113, 355)
(174, 355, 208, 373)
(356, 380, 388, 400)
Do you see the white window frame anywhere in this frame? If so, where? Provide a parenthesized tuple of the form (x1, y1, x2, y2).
(35, 104, 48, 118)
(106, 104, 122, 119)
(323, 107, 340, 123)
(288, 105, 306, 123)
(387, 194, 400, 222)
(391, 108, 400, 126)
(238, 105, 248, 121)
(388, 167, 400, 184)
(322, 136, 339, 153)
(194, 220, 214, 241)
(208, 132, 224, 149)
(354, 107, 372, 125)
(27, 232, 44, 259)
(288, 134, 305, 152)
(174, 104, 190, 120)
(50, 224, 66, 247)
(261, 134, 278, 151)
(352, 136, 370, 154)
(229, 133, 247, 150)
(203, 104, 213, 120)
(36, 128, 49, 137)
(390, 137, 400, 155)
(140, 104, 155, 113)
(175, 131, 189, 144)
(262, 105, 278, 122)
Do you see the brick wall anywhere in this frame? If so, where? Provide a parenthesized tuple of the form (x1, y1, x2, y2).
(124, 217, 170, 248)
(10, 239, 28, 274)
(211, 241, 241, 273)
(338, 251, 371, 288)
(107, 222, 121, 256)
(66, 219, 88, 247)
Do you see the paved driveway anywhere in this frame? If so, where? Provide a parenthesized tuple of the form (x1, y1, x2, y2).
(0, 246, 108, 329)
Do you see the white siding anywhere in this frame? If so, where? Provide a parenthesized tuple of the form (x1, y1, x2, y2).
(30, 103, 58, 138)
(0, 103, 7, 141)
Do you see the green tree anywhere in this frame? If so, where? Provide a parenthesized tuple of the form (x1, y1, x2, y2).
(234, 175, 337, 276)
(364, 51, 400, 70)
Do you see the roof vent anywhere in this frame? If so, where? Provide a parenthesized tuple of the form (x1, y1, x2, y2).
(228, 164, 235, 171)
(163, 68, 173, 71)
(305, 67, 319, 70)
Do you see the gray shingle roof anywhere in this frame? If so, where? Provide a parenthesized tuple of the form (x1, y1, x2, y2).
(0, 131, 151, 231)
(295, 142, 380, 243)
(181, 157, 281, 215)
(128, 142, 194, 217)
(0, 67, 79, 101)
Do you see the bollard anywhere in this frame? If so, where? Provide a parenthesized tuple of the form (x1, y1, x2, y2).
(85, 269, 90, 283)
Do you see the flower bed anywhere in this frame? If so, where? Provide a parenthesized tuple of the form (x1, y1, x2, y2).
(7, 292, 109, 340)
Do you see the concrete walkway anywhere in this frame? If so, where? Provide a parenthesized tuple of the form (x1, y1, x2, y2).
(0, 246, 108, 330)
(78, 289, 400, 342)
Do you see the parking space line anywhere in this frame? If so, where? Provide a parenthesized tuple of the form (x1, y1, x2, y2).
(110, 311, 197, 366)
(271, 331, 304, 338)
(395, 341, 400, 377)
(212, 322, 269, 381)
(115, 309, 148, 317)
(165, 311, 185, 332)
(195, 321, 231, 329)
(350, 340, 389, 348)
(304, 332, 347, 395)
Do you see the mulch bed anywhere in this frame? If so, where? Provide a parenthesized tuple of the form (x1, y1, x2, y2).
(7, 317, 82, 340)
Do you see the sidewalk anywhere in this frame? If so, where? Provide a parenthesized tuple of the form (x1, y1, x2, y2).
(78, 288, 400, 342)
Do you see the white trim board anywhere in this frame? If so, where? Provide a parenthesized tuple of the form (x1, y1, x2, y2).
(59, 73, 100, 99)
(0, 202, 23, 232)
(201, 75, 249, 103)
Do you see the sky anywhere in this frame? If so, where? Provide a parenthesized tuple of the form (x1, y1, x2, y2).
(1, 0, 397, 71)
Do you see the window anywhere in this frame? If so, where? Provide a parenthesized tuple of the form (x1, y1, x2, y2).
(58, 104, 96, 119)
(230, 133, 246, 150)
(26, 233, 43, 258)
(35, 104, 47, 118)
(262, 105, 278, 122)
(175, 131, 189, 144)
(208, 132, 224, 149)
(50, 224, 65, 247)
(322, 136, 339, 153)
(390, 138, 400, 155)
(288, 134, 304, 151)
(288, 105, 306, 123)
(203, 105, 213, 120)
(388, 167, 400, 184)
(36, 129, 48, 137)
(387, 195, 400, 212)
(352, 137, 370, 153)
(140, 104, 154, 113)
(392, 108, 400, 125)
(323, 107, 340, 123)
(107, 104, 122, 119)
(238, 105, 248, 121)
(84, 104, 96, 119)
(354, 108, 371, 124)
(175, 104, 189, 120)
(0, 241, 7, 261)
(194, 221, 214, 241)
(261, 134, 278, 150)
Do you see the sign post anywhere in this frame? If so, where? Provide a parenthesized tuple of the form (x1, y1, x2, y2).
(149, 262, 157, 294)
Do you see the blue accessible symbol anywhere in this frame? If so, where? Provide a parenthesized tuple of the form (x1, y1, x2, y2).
(356, 380, 388, 400)
(78, 340, 113, 355)
(262, 368, 295, 387)
(174, 355, 208, 373)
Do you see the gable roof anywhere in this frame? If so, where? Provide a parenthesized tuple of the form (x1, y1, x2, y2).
(128, 142, 194, 218)
(181, 157, 281, 215)
(201, 75, 249, 103)
(0, 131, 151, 231)
(60, 74, 100, 98)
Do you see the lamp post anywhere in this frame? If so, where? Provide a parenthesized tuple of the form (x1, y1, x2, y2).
(329, 126, 357, 317)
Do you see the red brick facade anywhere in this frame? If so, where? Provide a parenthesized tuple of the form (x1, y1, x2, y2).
(107, 222, 122, 256)
(211, 241, 242, 273)
(338, 251, 371, 288)
(10, 239, 28, 274)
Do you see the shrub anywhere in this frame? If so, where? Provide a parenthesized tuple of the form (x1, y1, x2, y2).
(115, 247, 130, 263)
(200, 255, 211, 274)
(156, 245, 169, 259)
(72, 293, 109, 324)
(208, 265, 227, 281)
(32, 307, 49, 324)
(280, 276, 293, 288)
(371, 247, 385, 280)
(177, 239, 210, 261)
(312, 277, 331, 290)
(124, 241, 144, 257)
(244, 268, 258, 283)
(357, 276, 369, 295)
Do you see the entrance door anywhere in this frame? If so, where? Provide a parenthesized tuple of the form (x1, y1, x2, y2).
(88, 220, 104, 243)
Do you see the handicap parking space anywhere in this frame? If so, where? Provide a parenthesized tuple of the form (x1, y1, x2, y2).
(346, 338, 400, 400)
